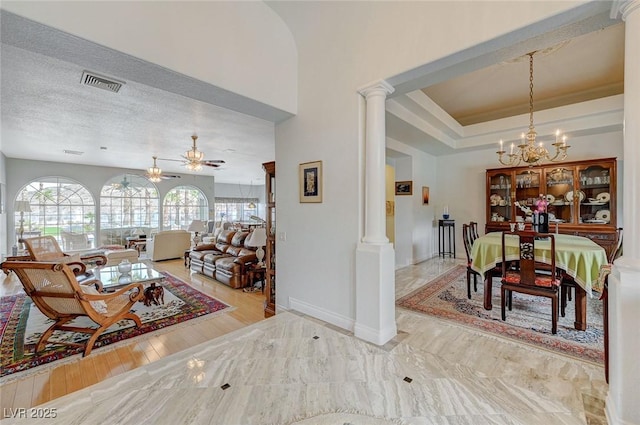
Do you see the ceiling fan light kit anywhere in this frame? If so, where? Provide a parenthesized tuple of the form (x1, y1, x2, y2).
(149, 135, 226, 179)
(496, 52, 570, 167)
(146, 156, 163, 182)
(184, 135, 205, 171)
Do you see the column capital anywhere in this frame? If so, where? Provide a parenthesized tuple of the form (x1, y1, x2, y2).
(611, 0, 640, 20)
(358, 80, 395, 98)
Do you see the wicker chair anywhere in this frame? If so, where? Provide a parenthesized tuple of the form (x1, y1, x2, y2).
(1, 261, 143, 357)
(23, 235, 107, 276)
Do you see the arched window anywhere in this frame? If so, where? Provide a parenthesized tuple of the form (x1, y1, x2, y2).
(100, 174, 159, 246)
(163, 186, 208, 230)
(15, 177, 96, 250)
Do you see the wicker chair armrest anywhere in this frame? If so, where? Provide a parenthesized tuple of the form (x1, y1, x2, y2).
(103, 282, 144, 302)
(65, 261, 87, 276)
(80, 254, 108, 266)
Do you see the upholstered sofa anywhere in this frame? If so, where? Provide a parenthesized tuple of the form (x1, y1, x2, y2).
(189, 229, 257, 288)
(146, 230, 191, 261)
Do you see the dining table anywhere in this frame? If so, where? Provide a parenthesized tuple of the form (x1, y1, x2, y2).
(470, 231, 608, 331)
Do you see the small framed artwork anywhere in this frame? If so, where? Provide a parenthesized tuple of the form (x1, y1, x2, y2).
(386, 200, 395, 216)
(422, 186, 430, 205)
(299, 160, 323, 203)
(395, 181, 413, 196)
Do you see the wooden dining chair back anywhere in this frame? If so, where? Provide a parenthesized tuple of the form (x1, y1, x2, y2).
(597, 227, 623, 383)
(469, 221, 480, 244)
(500, 231, 561, 334)
(1, 260, 143, 357)
(462, 223, 480, 299)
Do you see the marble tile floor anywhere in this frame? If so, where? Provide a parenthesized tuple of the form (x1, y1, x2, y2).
(2, 258, 608, 425)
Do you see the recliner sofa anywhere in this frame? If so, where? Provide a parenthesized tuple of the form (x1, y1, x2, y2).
(189, 229, 257, 288)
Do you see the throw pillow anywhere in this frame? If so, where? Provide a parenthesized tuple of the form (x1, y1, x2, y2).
(79, 285, 108, 314)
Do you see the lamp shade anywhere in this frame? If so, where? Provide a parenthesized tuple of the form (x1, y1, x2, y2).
(187, 220, 207, 232)
(246, 228, 267, 247)
(249, 215, 266, 224)
(15, 200, 32, 213)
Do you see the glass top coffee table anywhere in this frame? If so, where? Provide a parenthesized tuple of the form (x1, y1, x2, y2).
(90, 263, 164, 292)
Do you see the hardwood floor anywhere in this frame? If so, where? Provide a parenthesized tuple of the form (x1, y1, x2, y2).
(0, 258, 267, 410)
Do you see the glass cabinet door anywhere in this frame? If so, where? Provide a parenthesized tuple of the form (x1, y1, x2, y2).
(578, 163, 613, 225)
(544, 166, 576, 224)
(513, 169, 542, 223)
(488, 171, 512, 223)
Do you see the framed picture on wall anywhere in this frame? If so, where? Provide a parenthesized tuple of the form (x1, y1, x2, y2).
(395, 181, 412, 195)
(422, 186, 430, 205)
(299, 160, 323, 203)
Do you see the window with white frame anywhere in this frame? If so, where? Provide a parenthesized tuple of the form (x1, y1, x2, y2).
(163, 186, 208, 230)
(214, 197, 263, 223)
(100, 174, 159, 246)
(15, 177, 96, 250)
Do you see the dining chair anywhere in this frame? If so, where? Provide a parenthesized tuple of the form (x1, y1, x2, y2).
(1, 260, 143, 357)
(595, 227, 623, 383)
(500, 231, 561, 334)
(462, 223, 480, 299)
(560, 227, 622, 317)
(469, 221, 480, 244)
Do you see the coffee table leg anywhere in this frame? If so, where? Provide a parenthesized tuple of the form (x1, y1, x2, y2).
(484, 273, 493, 310)
(574, 285, 587, 330)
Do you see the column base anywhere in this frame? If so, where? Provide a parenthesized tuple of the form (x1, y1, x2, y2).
(354, 242, 397, 345)
(606, 256, 640, 424)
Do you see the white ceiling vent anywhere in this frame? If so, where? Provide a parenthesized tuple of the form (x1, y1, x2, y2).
(81, 71, 124, 93)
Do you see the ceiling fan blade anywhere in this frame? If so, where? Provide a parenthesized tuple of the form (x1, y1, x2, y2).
(204, 159, 225, 164)
(160, 174, 181, 180)
(202, 162, 222, 168)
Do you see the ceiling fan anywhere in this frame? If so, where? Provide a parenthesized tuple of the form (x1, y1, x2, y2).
(145, 156, 181, 182)
(158, 134, 226, 171)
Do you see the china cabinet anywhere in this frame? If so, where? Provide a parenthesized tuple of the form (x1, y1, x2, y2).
(263, 161, 276, 317)
(485, 157, 618, 257)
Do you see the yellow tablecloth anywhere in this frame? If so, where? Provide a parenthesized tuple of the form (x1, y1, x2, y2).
(470, 232, 608, 293)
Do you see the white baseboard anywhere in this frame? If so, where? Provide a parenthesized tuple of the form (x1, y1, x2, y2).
(353, 322, 397, 346)
(605, 393, 633, 425)
(288, 296, 354, 332)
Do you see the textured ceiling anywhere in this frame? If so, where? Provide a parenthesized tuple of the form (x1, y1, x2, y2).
(0, 11, 281, 185)
(0, 7, 625, 183)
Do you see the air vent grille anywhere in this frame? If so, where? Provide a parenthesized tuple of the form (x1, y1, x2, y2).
(64, 149, 84, 156)
(81, 71, 124, 93)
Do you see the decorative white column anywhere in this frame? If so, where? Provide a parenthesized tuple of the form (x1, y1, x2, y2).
(607, 1, 640, 424)
(354, 80, 397, 345)
(360, 81, 394, 244)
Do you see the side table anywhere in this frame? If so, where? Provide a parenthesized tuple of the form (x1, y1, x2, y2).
(245, 265, 266, 292)
(438, 219, 456, 258)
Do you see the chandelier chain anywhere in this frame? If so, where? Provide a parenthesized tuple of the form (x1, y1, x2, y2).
(529, 53, 535, 132)
(496, 51, 570, 167)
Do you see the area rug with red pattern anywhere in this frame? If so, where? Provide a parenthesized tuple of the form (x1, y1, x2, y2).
(0, 272, 232, 381)
(397, 265, 604, 364)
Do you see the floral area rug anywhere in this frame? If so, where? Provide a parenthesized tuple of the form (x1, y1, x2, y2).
(397, 265, 604, 364)
(0, 272, 231, 381)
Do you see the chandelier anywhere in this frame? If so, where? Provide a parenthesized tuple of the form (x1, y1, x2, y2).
(147, 156, 163, 182)
(184, 135, 204, 171)
(497, 52, 570, 167)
